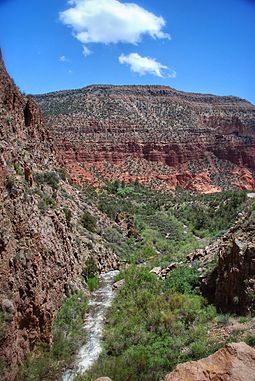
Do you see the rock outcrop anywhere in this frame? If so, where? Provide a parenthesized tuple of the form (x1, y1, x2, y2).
(188, 205, 255, 315)
(35, 85, 255, 192)
(0, 51, 118, 380)
(164, 342, 255, 381)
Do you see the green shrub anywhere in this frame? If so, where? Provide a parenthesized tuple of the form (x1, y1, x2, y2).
(87, 276, 100, 291)
(244, 333, 255, 347)
(238, 316, 251, 324)
(78, 266, 218, 381)
(53, 293, 88, 359)
(164, 266, 200, 294)
(38, 193, 56, 211)
(80, 211, 97, 232)
(34, 171, 59, 190)
(82, 257, 98, 280)
(63, 206, 72, 226)
(216, 313, 230, 326)
(13, 162, 23, 175)
(5, 176, 15, 192)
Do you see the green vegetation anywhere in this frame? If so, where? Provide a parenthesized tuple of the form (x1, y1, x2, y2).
(34, 171, 60, 190)
(78, 267, 220, 381)
(164, 266, 200, 294)
(38, 192, 56, 211)
(95, 182, 246, 266)
(245, 333, 255, 347)
(19, 293, 88, 381)
(74, 183, 248, 381)
(82, 257, 100, 291)
(87, 276, 100, 291)
(20, 182, 250, 381)
(5, 176, 15, 193)
(13, 162, 23, 175)
(80, 211, 97, 232)
(63, 206, 72, 227)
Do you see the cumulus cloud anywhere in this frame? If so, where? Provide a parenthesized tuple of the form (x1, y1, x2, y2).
(82, 46, 92, 57)
(119, 53, 176, 78)
(59, 0, 170, 45)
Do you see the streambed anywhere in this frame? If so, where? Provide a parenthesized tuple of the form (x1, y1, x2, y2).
(62, 270, 119, 381)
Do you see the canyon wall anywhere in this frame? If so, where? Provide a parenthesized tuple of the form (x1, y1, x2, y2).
(0, 52, 118, 380)
(36, 85, 255, 193)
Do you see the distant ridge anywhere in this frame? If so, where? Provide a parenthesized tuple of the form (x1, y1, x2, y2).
(36, 84, 255, 193)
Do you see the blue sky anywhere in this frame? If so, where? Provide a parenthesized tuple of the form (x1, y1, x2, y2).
(0, 0, 254, 103)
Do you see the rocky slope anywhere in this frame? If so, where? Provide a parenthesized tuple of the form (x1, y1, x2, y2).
(35, 85, 255, 193)
(186, 201, 255, 315)
(0, 51, 118, 380)
(164, 342, 255, 381)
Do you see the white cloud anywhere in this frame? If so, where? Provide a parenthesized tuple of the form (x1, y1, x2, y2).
(59, 0, 170, 45)
(60, 55, 69, 62)
(82, 45, 92, 57)
(119, 53, 176, 78)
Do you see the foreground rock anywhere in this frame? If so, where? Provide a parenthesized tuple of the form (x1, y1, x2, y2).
(94, 378, 113, 381)
(164, 342, 255, 381)
(112, 279, 125, 290)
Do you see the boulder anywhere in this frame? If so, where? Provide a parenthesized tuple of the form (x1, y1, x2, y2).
(112, 279, 125, 290)
(150, 267, 162, 276)
(164, 342, 255, 381)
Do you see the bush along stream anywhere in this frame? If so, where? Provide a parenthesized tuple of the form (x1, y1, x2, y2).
(73, 184, 254, 381)
(20, 184, 254, 381)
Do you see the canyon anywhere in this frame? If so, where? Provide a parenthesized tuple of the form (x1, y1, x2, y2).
(1, 48, 255, 381)
(36, 85, 255, 193)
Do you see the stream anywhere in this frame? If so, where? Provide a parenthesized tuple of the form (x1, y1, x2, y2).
(62, 270, 119, 381)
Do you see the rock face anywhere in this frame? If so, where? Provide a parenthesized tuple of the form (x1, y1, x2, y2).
(164, 342, 255, 381)
(0, 51, 118, 380)
(35, 85, 255, 192)
(188, 206, 255, 315)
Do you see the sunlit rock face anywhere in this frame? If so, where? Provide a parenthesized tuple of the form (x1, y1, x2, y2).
(164, 342, 255, 381)
(36, 85, 255, 193)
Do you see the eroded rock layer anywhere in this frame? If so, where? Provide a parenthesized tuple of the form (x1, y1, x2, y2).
(36, 85, 255, 192)
(0, 52, 118, 380)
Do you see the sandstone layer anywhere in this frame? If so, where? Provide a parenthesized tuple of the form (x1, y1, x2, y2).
(0, 51, 118, 380)
(164, 342, 255, 381)
(36, 85, 255, 192)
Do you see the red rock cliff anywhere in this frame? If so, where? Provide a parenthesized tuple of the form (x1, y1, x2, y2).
(35, 85, 255, 193)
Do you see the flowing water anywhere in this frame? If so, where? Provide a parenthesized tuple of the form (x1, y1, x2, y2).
(62, 270, 119, 381)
